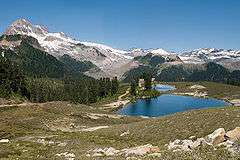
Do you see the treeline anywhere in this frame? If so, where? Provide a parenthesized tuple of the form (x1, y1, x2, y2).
(124, 62, 240, 86)
(1, 40, 67, 78)
(0, 57, 119, 104)
(122, 66, 155, 83)
(28, 76, 119, 103)
(59, 54, 95, 73)
(156, 62, 240, 86)
(1, 34, 121, 104)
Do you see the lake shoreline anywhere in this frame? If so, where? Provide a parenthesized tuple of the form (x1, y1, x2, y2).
(116, 84, 231, 117)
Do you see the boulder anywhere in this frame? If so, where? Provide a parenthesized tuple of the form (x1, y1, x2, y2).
(192, 138, 206, 148)
(189, 136, 196, 140)
(167, 127, 240, 153)
(122, 144, 160, 156)
(226, 127, 240, 142)
(91, 147, 120, 157)
(89, 144, 160, 157)
(190, 85, 206, 90)
(206, 128, 226, 145)
(0, 139, 9, 143)
(168, 139, 204, 152)
(104, 147, 120, 156)
(56, 152, 75, 160)
(120, 130, 130, 137)
(229, 99, 240, 107)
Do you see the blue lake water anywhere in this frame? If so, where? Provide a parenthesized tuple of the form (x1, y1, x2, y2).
(117, 85, 230, 117)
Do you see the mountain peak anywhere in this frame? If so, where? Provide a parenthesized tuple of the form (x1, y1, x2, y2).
(150, 48, 172, 56)
(2, 18, 135, 78)
(5, 18, 48, 36)
(11, 18, 31, 26)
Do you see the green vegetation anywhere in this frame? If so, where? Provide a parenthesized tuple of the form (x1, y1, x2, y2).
(0, 34, 96, 79)
(0, 80, 240, 159)
(1, 34, 240, 159)
(156, 65, 189, 81)
(0, 58, 29, 98)
(97, 106, 240, 159)
(122, 65, 155, 83)
(143, 73, 152, 90)
(92, 83, 129, 106)
(59, 54, 95, 73)
(0, 95, 239, 159)
(137, 89, 161, 98)
(188, 62, 230, 82)
(0, 35, 120, 104)
(134, 53, 166, 67)
(25, 76, 120, 104)
(1, 51, 112, 104)
(168, 81, 240, 100)
(124, 61, 240, 86)
(149, 55, 166, 66)
(0, 34, 40, 47)
(129, 73, 160, 100)
(1, 41, 67, 78)
(130, 80, 137, 96)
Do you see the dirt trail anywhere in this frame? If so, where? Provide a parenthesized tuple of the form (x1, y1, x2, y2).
(0, 102, 30, 108)
(0, 102, 46, 108)
(118, 89, 129, 100)
(103, 88, 130, 109)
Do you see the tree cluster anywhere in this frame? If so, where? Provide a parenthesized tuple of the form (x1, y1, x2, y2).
(1, 54, 120, 104)
(0, 58, 29, 98)
(130, 73, 153, 96)
(130, 80, 137, 96)
(27, 76, 119, 104)
(143, 73, 152, 90)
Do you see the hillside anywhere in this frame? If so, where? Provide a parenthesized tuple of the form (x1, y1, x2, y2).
(123, 56, 240, 85)
(0, 34, 97, 78)
(0, 82, 240, 159)
(3, 19, 136, 78)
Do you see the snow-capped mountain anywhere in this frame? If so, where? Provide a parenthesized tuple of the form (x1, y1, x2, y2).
(150, 48, 173, 56)
(128, 48, 177, 57)
(3, 18, 240, 78)
(4, 19, 135, 77)
(127, 48, 149, 57)
(179, 48, 240, 64)
(127, 47, 182, 63)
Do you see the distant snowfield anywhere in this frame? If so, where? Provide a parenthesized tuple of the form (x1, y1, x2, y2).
(80, 41, 133, 60)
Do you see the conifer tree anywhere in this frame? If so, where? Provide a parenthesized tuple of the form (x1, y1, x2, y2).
(130, 80, 137, 96)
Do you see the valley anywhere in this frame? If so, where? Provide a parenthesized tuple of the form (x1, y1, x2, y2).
(0, 18, 240, 160)
(0, 82, 240, 159)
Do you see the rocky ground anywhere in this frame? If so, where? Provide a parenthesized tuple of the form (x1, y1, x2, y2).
(0, 82, 240, 159)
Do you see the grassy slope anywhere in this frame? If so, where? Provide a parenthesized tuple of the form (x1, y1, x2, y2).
(0, 102, 142, 159)
(97, 106, 240, 159)
(167, 81, 240, 100)
(0, 82, 240, 159)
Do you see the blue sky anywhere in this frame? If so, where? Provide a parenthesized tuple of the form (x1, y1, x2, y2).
(0, 0, 240, 52)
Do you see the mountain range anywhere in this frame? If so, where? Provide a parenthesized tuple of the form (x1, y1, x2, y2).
(1, 19, 240, 79)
